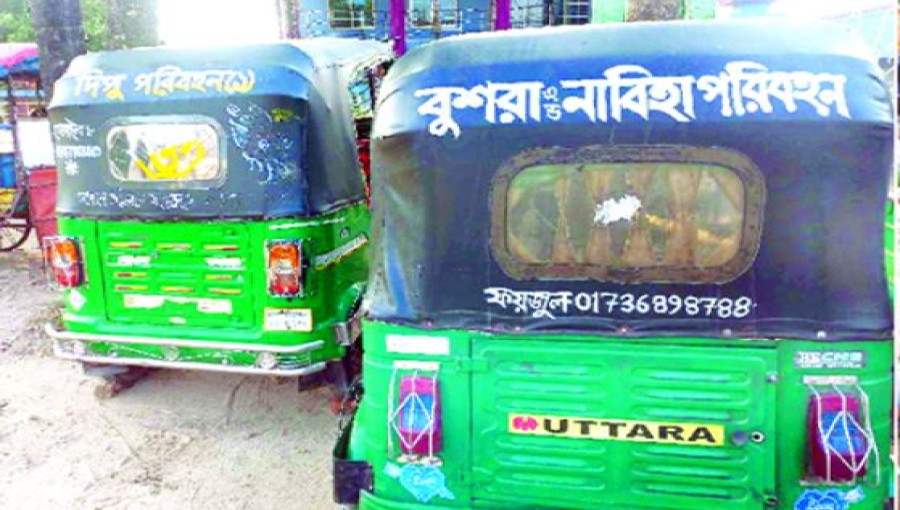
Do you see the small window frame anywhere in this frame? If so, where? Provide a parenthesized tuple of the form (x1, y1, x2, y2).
(104, 115, 228, 190)
(408, 0, 460, 29)
(490, 144, 766, 284)
(328, 0, 376, 29)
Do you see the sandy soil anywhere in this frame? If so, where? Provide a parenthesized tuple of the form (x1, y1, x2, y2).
(0, 248, 338, 510)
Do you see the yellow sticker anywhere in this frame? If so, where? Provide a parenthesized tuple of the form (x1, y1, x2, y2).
(508, 413, 724, 447)
(136, 140, 207, 180)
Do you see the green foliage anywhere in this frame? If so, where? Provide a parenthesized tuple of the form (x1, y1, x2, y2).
(0, 0, 106, 50)
(82, 0, 107, 51)
(0, 10, 34, 42)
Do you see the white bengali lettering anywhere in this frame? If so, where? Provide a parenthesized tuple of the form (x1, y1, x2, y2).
(56, 145, 102, 159)
(52, 118, 96, 142)
(419, 61, 852, 136)
(134, 66, 256, 97)
(74, 70, 127, 101)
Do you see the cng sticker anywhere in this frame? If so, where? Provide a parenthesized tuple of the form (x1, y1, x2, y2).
(508, 413, 724, 447)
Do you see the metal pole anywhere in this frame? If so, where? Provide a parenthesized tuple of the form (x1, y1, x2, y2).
(494, 0, 511, 30)
(5, 76, 24, 189)
(390, 0, 407, 55)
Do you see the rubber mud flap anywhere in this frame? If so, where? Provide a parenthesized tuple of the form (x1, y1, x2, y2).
(333, 415, 372, 504)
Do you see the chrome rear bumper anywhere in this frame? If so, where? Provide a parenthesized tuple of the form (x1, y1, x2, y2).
(46, 323, 327, 377)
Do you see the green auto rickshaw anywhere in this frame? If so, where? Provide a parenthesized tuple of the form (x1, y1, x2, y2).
(45, 39, 391, 389)
(334, 20, 894, 510)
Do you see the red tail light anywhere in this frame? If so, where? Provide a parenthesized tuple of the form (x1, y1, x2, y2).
(267, 241, 302, 297)
(44, 237, 83, 288)
(396, 375, 442, 456)
(807, 392, 869, 482)
(356, 139, 372, 204)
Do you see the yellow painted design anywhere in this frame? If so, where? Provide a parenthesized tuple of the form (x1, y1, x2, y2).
(109, 241, 143, 249)
(271, 108, 296, 122)
(204, 244, 240, 251)
(205, 274, 234, 281)
(114, 284, 149, 291)
(135, 140, 206, 180)
(114, 272, 148, 278)
(508, 413, 724, 447)
(161, 286, 194, 293)
(157, 243, 192, 251)
(209, 288, 241, 295)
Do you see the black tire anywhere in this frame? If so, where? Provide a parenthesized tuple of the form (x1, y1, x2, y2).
(0, 219, 31, 252)
(342, 337, 363, 385)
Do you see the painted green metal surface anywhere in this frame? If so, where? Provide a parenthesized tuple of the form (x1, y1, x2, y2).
(886, 201, 894, 301)
(56, 203, 369, 368)
(350, 320, 893, 510)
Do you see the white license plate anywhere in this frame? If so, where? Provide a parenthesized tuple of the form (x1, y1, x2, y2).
(264, 308, 313, 332)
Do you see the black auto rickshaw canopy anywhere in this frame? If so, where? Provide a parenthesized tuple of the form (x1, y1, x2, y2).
(49, 38, 392, 219)
(367, 19, 894, 341)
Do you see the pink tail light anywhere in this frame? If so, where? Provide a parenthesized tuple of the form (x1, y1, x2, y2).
(396, 375, 442, 456)
(807, 392, 868, 482)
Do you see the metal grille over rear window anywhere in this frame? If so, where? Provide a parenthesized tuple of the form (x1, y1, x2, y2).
(491, 145, 765, 284)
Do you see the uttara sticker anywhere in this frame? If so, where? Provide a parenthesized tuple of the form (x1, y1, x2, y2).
(508, 413, 724, 447)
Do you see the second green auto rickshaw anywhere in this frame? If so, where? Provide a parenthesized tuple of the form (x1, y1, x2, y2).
(335, 19, 894, 510)
(45, 39, 391, 390)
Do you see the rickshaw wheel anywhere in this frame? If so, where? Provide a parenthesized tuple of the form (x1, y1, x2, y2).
(0, 219, 31, 252)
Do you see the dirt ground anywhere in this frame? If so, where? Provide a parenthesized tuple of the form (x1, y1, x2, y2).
(0, 248, 338, 510)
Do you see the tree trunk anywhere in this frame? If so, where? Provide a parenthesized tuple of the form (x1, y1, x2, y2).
(277, 0, 301, 38)
(625, 0, 681, 21)
(106, 0, 158, 50)
(27, 0, 86, 96)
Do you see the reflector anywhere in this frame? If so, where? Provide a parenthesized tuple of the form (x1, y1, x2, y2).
(806, 386, 877, 484)
(388, 369, 442, 458)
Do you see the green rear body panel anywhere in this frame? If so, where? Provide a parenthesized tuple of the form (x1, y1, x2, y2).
(886, 202, 894, 300)
(56, 203, 369, 369)
(350, 321, 892, 510)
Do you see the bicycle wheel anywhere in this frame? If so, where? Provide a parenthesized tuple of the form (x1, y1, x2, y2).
(0, 217, 32, 251)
